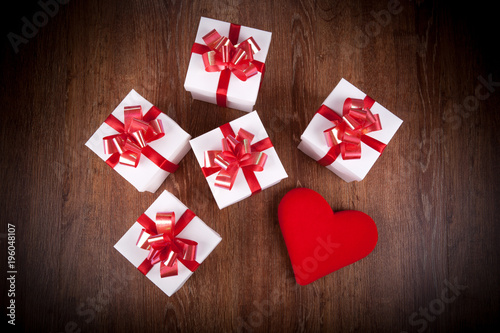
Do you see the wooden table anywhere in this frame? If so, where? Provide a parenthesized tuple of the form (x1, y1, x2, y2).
(1, 0, 499, 331)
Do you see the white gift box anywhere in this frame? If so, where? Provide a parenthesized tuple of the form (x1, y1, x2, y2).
(114, 190, 222, 297)
(298, 78, 403, 182)
(184, 17, 272, 112)
(190, 111, 288, 209)
(85, 89, 192, 192)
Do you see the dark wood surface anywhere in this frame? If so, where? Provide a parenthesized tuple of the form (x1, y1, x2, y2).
(1, 0, 499, 332)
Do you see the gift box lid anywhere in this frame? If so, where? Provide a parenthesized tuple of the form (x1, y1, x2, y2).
(300, 78, 403, 182)
(184, 17, 272, 109)
(114, 190, 222, 296)
(85, 89, 192, 192)
(189, 111, 288, 209)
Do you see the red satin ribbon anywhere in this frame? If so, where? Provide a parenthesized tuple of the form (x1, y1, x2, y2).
(317, 96, 386, 166)
(201, 125, 272, 194)
(102, 105, 179, 173)
(191, 23, 266, 107)
(136, 209, 199, 278)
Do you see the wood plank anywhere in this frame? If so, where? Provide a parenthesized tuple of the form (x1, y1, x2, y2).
(0, 0, 498, 331)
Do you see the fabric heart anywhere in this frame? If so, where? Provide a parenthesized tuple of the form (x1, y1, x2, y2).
(278, 188, 378, 285)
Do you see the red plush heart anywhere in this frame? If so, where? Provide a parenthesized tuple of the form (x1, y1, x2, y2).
(278, 188, 378, 285)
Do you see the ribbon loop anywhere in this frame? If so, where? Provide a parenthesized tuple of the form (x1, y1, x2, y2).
(200, 29, 261, 82)
(136, 211, 198, 279)
(155, 212, 175, 236)
(318, 96, 387, 164)
(203, 29, 231, 51)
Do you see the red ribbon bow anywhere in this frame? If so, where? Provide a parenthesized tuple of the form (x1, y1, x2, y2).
(191, 23, 266, 107)
(317, 96, 387, 166)
(201, 124, 272, 193)
(102, 105, 179, 173)
(201, 29, 261, 81)
(136, 210, 199, 278)
(103, 106, 165, 167)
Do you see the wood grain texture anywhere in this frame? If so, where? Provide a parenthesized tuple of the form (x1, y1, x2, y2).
(1, 0, 499, 332)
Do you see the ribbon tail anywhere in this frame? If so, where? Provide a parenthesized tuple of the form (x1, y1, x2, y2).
(242, 167, 262, 194)
(317, 145, 341, 166)
(201, 166, 222, 178)
(138, 259, 154, 276)
(228, 23, 241, 45)
(214, 164, 239, 190)
(191, 43, 211, 55)
(160, 260, 179, 278)
(177, 258, 200, 273)
(105, 153, 121, 169)
(361, 135, 387, 154)
(173, 209, 196, 236)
